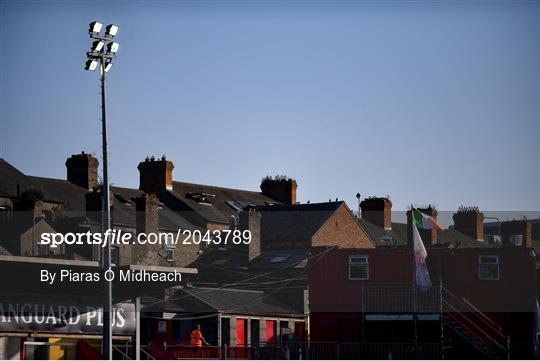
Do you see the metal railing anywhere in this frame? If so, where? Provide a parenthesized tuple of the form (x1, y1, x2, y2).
(361, 285, 442, 313)
(113, 345, 132, 360)
(140, 347, 156, 360)
(309, 342, 443, 360)
(442, 288, 508, 357)
(145, 342, 442, 360)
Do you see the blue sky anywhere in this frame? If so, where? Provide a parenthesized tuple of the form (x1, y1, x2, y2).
(0, 0, 538, 212)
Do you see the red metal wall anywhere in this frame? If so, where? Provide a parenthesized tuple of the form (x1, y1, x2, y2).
(308, 248, 414, 313)
(309, 246, 535, 314)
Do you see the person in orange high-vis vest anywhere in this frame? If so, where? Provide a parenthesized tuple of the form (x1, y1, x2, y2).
(190, 324, 208, 347)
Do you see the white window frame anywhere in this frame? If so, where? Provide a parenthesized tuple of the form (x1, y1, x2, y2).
(478, 255, 499, 280)
(349, 255, 369, 280)
(110, 246, 119, 266)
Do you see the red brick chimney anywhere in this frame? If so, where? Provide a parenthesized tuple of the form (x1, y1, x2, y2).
(501, 219, 532, 248)
(260, 176, 297, 205)
(137, 156, 174, 194)
(407, 206, 438, 247)
(452, 206, 484, 241)
(65, 151, 99, 189)
(360, 197, 392, 229)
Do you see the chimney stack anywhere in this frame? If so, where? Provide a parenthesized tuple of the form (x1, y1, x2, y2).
(360, 197, 392, 229)
(133, 194, 160, 265)
(452, 206, 484, 241)
(239, 208, 261, 261)
(85, 189, 114, 223)
(137, 155, 174, 194)
(501, 219, 532, 248)
(260, 176, 297, 205)
(66, 151, 99, 189)
(407, 206, 438, 247)
(136, 193, 159, 235)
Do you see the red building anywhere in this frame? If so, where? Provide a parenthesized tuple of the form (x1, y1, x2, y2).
(308, 201, 538, 359)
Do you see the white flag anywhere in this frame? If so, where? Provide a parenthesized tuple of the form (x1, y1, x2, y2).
(413, 221, 432, 287)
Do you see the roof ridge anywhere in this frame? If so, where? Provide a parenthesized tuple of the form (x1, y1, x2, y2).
(173, 180, 263, 195)
(111, 185, 142, 192)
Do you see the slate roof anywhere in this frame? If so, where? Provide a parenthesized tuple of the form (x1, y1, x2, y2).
(111, 186, 199, 231)
(27, 176, 87, 210)
(249, 249, 310, 270)
(179, 287, 303, 317)
(0, 159, 37, 198)
(0, 159, 199, 232)
(357, 219, 407, 246)
(170, 181, 279, 224)
(187, 248, 308, 294)
(255, 202, 344, 244)
(358, 217, 488, 249)
(436, 228, 488, 248)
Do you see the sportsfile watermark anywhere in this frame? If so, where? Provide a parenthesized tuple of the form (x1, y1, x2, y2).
(39, 229, 253, 248)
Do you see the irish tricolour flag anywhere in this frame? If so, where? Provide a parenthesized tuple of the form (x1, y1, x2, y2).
(411, 207, 444, 287)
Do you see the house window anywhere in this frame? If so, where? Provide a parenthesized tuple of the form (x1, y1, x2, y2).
(479, 255, 499, 280)
(38, 243, 50, 256)
(349, 256, 369, 280)
(111, 246, 119, 266)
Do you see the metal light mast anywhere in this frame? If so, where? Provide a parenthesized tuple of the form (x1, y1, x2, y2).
(85, 21, 119, 360)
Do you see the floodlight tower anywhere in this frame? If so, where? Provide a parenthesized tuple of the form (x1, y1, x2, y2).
(85, 20, 119, 360)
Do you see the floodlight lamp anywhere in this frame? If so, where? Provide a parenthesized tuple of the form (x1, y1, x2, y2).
(92, 40, 105, 52)
(85, 59, 98, 71)
(89, 21, 103, 34)
(107, 42, 120, 54)
(105, 24, 119, 37)
(104, 62, 113, 73)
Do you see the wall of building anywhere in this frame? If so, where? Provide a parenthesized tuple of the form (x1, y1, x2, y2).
(308, 248, 413, 313)
(312, 206, 374, 249)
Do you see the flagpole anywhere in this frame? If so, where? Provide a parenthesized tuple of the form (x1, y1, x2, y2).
(411, 205, 418, 349)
